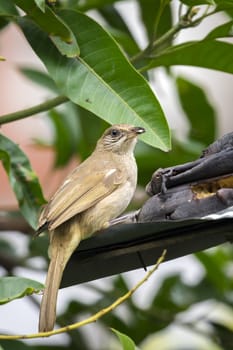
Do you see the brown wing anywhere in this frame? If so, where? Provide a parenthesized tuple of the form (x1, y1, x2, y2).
(38, 167, 125, 231)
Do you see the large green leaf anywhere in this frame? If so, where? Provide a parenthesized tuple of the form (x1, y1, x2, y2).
(176, 77, 216, 145)
(0, 277, 43, 304)
(0, 134, 46, 229)
(19, 10, 171, 151)
(14, 0, 79, 57)
(148, 40, 233, 74)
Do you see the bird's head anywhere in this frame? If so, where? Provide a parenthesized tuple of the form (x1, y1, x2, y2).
(96, 124, 145, 154)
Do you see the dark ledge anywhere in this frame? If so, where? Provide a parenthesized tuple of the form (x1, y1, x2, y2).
(61, 211, 233, 288)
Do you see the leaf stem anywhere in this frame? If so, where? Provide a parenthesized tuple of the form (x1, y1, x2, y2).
(0, 95, 69, 125)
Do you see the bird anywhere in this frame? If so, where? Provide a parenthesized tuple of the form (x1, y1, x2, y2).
(37, 124, 145, 332)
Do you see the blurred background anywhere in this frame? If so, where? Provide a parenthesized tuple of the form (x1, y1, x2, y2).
(0, 1, 233, 349)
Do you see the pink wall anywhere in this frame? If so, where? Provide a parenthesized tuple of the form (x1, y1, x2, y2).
(0, 24, 77, 210)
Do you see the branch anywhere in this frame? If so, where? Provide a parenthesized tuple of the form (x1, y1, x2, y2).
(131, 6, 217, 64)
(0, 95, 69, 125)
(130, 21, 181, 64)
(0, 249, 166, 340)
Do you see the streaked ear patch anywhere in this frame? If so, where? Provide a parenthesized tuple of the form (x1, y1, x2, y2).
(103, 127, 125, 148)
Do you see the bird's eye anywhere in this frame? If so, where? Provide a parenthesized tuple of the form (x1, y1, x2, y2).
(110, 129, 121, 137)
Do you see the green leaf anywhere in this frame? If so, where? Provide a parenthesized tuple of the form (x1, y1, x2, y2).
(109, 28, 140, 56)
(99, 4, 133, 37)
(98, 4, 140, 56)
(195, 252, 232, 293)
(75, 0, 122, 12)
(19, 10, 170, 151)
(0, 0, 18, 30)
(211, 322, 233, 349)
(48, 107, 79, 167)
(0, 134, 46, 229)
(0, 0, 18, 16)
(0, 238, 16, 256)
(176, 77, 216, 145)
(28, 234, 49, 259)
(180, 0, 216, 5)
(49, 103, 108, 162)
(76, 105, 109, 159)
(215, 0, 233, 5)
(217, 2, 233, 12)
(205, 20, 233, 39)
(14, 0, 79, 57)
(34, 0, 45, 12)
(111, 328, 137, 350)
(20, 66, 58, 92)
(151, 274, 189, 314)
(0, 339, 31, 350)
(137, 0, 172, 42)
(0, 277, 43, 304)
(180, 0, 216, 7)
(148, 40, 233, 74)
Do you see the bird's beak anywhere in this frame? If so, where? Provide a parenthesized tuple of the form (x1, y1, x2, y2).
(131, 126, 146, 135)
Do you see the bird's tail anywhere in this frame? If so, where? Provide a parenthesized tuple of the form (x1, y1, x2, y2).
(39, 220, 81, 332)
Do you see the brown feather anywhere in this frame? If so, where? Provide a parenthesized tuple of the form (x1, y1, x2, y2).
(39, 219, 81, 332)
(38, 168, 126, 231)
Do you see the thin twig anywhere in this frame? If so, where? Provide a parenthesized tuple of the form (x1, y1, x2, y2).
(189, 8, 217, 27)
(0, 95, 68, 125)
(0, 249, 167, 340)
